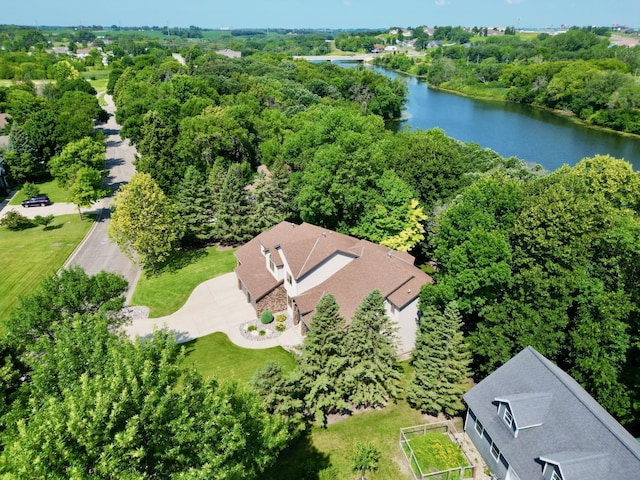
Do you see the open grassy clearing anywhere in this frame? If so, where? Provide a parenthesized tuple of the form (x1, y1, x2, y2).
(9, 179, 69, 205)
(259, 362, 425, 480)
(181, 332, 296, 387)
(130, 246, 237, 317)
(0, 214, 94, 333)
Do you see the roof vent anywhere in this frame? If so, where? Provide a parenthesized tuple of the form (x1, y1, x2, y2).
(387, 251, 392, 258)
(407, 289, 411, 294)
(322, 232, 326, 237)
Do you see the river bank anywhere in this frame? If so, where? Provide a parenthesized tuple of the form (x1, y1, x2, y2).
(362, 64, 640, 170)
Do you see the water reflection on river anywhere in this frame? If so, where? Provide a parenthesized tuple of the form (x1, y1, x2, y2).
(339, 62, 640, 171)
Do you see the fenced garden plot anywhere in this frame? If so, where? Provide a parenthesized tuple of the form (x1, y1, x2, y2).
(400, 422, 475, 480)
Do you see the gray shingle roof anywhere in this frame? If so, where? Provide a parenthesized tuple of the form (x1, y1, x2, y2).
(463, 346, 640, 480)
(494, 392, 552, 429)
(539, 451, 610, 479)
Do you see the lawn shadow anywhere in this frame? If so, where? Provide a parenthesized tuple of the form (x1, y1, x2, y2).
(262, 430, 333, 480)
(148, 249, 208, 277)
(43, 223, 63, 231)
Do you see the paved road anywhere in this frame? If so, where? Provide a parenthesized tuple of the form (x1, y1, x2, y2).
(64, 95, 140, 301)
(0, 97, 140, 300)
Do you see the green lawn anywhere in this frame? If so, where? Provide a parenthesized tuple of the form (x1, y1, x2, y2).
(9, 179, 69, 205)
(403, 432, 471, 478)
(181, 332, 296, 386)
(131, 246, 237, 317)
(261, 362, 425, 480)
(0, 214, 95, 333)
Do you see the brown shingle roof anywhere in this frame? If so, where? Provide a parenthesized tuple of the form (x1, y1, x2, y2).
(235, 221, 433, 323)
(235, 221, 433, 321)
(294, 240, 432, 323)
(235, 236, 280, 301)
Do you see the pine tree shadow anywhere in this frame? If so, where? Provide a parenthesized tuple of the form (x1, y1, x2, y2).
(262, 430, 333, 480)
(147, 249, 207, 277)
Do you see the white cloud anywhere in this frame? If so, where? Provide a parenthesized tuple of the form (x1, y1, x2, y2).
(343, 0, 352, 6)
(506, 0, 524, 4)
(435, 0, 448, 6)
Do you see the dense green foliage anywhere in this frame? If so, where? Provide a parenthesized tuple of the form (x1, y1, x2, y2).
(407, 302, 471, 417)
(424, 155, 640, 427)
(0, 269, 294, 479)
(109, 172, 186, 272)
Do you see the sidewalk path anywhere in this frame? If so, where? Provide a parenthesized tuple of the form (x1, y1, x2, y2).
(125, 273, 304, 350)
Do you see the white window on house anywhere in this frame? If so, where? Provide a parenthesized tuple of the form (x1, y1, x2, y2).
(551, 472, 562, 480)
(490, 442, 500, 461)
(475, 419, 484, 437)
(286, 273, 292, 285)
(269, 257, 275, 271)
(503, 407, 513, 427)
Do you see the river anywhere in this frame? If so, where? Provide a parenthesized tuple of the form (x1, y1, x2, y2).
(345, 63, 640, 171)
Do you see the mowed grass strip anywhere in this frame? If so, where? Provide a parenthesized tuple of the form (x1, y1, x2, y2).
(181, 332, 296, 386)
(0, 214, 94, 333)
(131, 246, 237, 318)
(9, 179, 69, 205)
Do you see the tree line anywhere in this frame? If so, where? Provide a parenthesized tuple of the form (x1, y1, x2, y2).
(374, 28, 640, 135)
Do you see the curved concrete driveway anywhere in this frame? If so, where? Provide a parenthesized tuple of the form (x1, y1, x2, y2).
(125, 273, 304, 350)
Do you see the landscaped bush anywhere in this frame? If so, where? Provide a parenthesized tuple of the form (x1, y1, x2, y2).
(259, 329, 266, 336)
(21, 182, 40, 199)
(247, 324, 257, 332)
(276, 313, 286, 323)
(33, 215, 55, 228)
(276, 323, 286, 332)
(0, 211, 35, 231)
(260, 310, 274, 324)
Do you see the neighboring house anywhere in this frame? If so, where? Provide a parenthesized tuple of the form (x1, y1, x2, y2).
(0, 155, 9, 194)
(463, 346, 640, 480)
(234, 221, 432, 354)
(215, 48, 242, 59)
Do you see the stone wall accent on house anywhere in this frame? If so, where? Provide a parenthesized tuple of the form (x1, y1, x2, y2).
(256, 285, 288, 317)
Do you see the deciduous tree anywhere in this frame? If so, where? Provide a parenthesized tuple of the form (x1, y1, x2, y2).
(109, 172, 185, 272)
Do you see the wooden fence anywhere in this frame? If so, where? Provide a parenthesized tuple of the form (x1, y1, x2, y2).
(399, 421, 476, 480)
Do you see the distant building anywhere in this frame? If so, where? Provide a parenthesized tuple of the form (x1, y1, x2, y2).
(215, 48, 241, 59)
(0, 155, 9, 194)
(464, 346, 640, 480)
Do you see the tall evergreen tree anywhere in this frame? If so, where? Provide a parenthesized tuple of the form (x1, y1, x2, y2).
(299, 294, 349, 426)
(344, 290, 401, 408)
(250, 164, 291, 234)
(175, 165, 214, 244)
(407, 301, 471, 417)
(212, 163, 253, 245)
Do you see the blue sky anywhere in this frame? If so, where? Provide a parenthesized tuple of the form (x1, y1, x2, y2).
(3, 0, 639, 29)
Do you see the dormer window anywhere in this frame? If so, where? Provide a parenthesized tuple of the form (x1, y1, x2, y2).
(551, 472, 562, 480)
(503, 408, 513, 427)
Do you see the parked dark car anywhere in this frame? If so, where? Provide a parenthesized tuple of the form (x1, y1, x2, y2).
(21, 195, 51, 207)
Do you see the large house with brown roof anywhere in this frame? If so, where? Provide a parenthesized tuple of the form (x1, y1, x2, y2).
(234, 221, 433, 354)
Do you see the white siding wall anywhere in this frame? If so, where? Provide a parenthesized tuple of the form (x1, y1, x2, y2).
(296, 253, 354, 294)
(385, 298, 419, 355)
(279, 250, 354, 297)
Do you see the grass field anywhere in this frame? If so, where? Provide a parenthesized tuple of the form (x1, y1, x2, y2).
(9, 179, 69, 205)
(181, 332, 296, 387)
(260, 362, 427, 480)
(403, 432, 471, 478)
(130, 246, 237, 317)
(0, 214, 94, 333)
